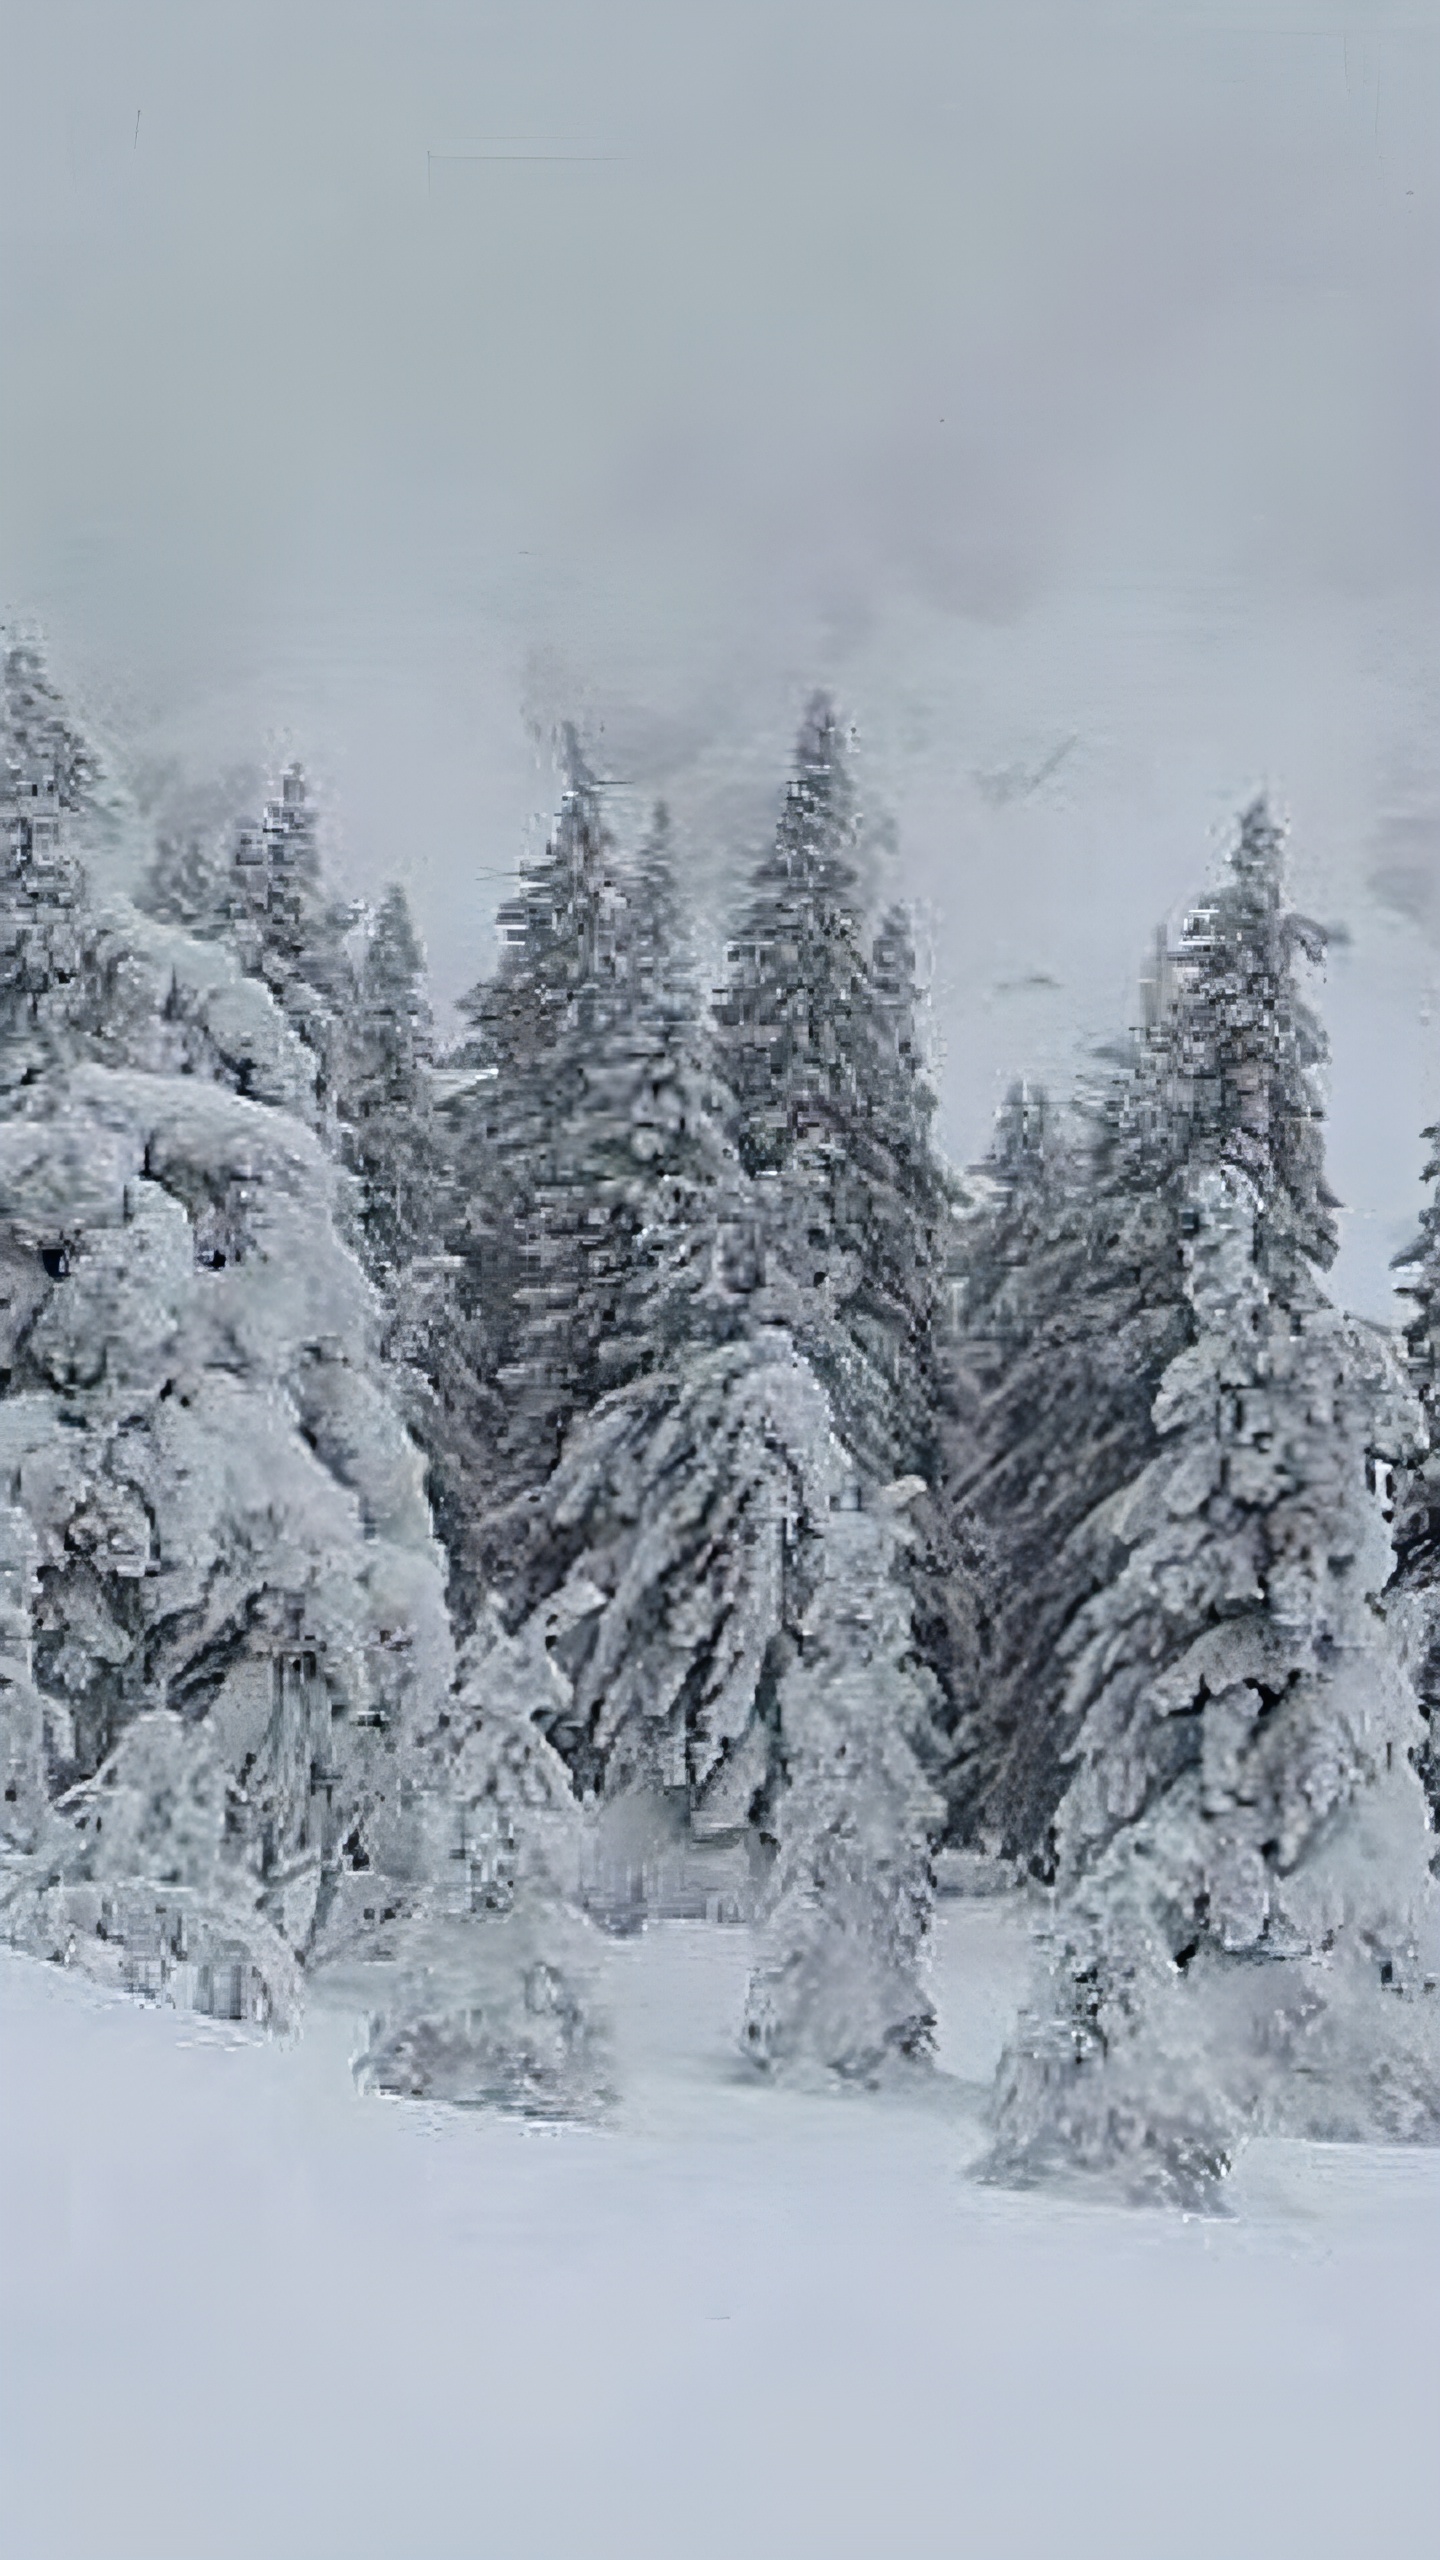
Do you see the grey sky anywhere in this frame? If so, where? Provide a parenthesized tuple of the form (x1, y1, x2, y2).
(3, 1, 1437, 1316)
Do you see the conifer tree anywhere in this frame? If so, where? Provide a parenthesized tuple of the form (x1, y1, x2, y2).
(499, 797, 739, 1434)
(342, 883, 442, 1282)
(949, 802, 1339, 1870)
(1392, 1124, 1440, 1822)
(142, 761, 357, 1137)
(741, 1481, 944, 2082)
(1, 659, 453, 2014)
(1, 640, 101, 1084)
(716, 699, 952, 1483)
(0, 1497, 63, 1856)
(432, 753, 755, 1636)
(137, 764, 257, 939)
(224, 765, 358, 1132)
(445, 731, 624, 1516)
(589, 803, 747, 1387)
(353, 1604, 612, 2117)
(981, 1164, 1439, 2205)
(529, 1327, 846, 1812)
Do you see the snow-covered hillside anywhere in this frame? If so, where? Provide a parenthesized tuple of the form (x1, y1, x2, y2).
(3, 1902, 1436, 2560)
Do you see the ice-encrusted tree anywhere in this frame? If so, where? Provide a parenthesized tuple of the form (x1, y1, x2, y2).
(1391, 1123, 1440, 1823)
(352, 1600, 612, 2117)
(949, 802, 1340, 1871)
(982, 1164, 1439, 2207)
(716, 699, 953, 1483)
(741, 1480, 944, 2083)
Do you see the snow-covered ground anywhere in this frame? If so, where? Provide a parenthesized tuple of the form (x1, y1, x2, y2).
(3, 1900, 1437, 2560)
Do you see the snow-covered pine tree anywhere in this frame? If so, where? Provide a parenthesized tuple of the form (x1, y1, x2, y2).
(429, 760, 750, 1642)
(937, 1080, 1075, 1837)
(588, 802, 750, 1388)
(493, 794, 748, 1452)
(1, 639, 100, 1084)
(336, 882, 495, 1629)
(856, 899, 956, 1468)
(0, 1497, 66, 1857)
(949, 803, 1339, 1873)
(523, 1327, 846, 1819)
(1, 662, 453, 2009)
(352, 1600, 612, 2117)
(342, 883, 442, 1283)
(224, 764, 359, 1136)
(141, 761, 357, 1139)
(716, 698, 952, 1484)
(981, 1163, 1439, 2207)
(1392, 1123, 1440, 1823)
(951, 1082, 1070, 1400)
(136, 762, 259, 939)
(741, 1479, 944, 2083)
(440, 730, 624, 1546)
(9, 1708, 305, 2027)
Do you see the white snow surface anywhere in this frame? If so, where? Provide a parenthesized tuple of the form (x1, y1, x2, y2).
(3, 1901, 1438, 2560)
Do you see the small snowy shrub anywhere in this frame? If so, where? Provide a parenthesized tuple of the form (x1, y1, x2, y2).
(350, 1606, 613, 2119)
(742, 1484, 944, 2085)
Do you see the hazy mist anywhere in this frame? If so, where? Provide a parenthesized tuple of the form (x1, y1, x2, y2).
(3, 0, 1437, 1315)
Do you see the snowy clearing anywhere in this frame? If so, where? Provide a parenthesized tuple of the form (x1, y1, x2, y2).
(3, 1900, 1437, 2560)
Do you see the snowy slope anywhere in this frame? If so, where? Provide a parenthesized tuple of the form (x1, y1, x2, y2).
(2, 1902, 1438, 2560)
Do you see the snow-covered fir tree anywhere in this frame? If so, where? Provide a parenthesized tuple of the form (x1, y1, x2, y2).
(527, 1327, 846, 1816)
(0, 1496, 62, 1856)
(438, 731, 625, 1557)
(741, 1479, 944, 2083)
(342, 882, 442, 1283)
(489, 791, 748, 1461)
(351, 1599, 612, 2116)
(136, 761, 258, 939)
(429, 756, 758, 1643)
(949, 802, 1340, 1872)
(936, 1079, 1073, 1834)
(586, 802, 748, 1389)
(981, 1163, 1439, 2206)
(0, 658, 454, 2015)
(716, 698, 953, 1484)
(1, 639, 101, 1083)
(142, 760, 358, 1139)
(1391, 1122, 1440, 1824)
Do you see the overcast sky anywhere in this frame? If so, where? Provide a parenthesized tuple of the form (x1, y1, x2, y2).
(2, 0, 1437, 1317)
